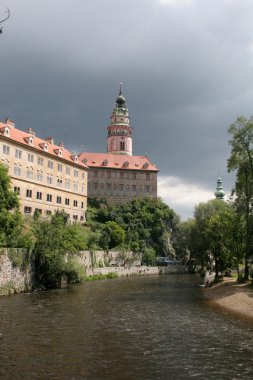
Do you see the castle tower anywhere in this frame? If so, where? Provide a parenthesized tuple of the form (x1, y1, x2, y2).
(214, 177, 225, 200)
(107, 84, 133, 156)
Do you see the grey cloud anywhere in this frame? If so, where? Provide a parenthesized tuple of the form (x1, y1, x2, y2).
(1, 0, 253, 216)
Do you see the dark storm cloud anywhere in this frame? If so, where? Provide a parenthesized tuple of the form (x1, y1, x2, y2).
(1, 0, 253, 217)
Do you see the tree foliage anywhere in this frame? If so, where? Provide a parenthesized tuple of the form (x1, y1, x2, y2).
(33, 211, 88, 289)
(0, 163, 24, 247)
(87, 197, 179, 255)
(228, 115, 253, 279)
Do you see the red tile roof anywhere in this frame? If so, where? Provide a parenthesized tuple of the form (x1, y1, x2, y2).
(0, 120, 88, 169)
(78, 152, 159, 171)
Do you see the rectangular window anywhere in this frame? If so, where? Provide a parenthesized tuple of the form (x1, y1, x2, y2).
(119, 184, 124, 191)
(26, 189, 32, 198)
(100, 183, 104, 190)
(57, 178, 63, 187)
(94, 182, 98, 190)
(37, 157, 44, 165)
(73, 200, 78, 207)
(46, 210, 52, 215)
(15, 149, 22, 159)
(14, 166, 21, 176)
(81, 185, 85, 193)
(93, 171, 98, 178)
(146, 173, 150, 180)
(132, 173, 137, 180)
(73, 215, 78, 221)
(81, 202, 84, 209)
(65, 181, 70, 190)
(28, 153, 34, 162)
(106, 171, 111, 178)
(74, 169, 79, 178)
(36, 173, 43, 182)
(65, 198, 70, 206)
(66, 166, 71, 175)
(3, 144, 10, 155)
(74, 183, 78, 192)
(57, 163, 63, 172)
(14, 186, 20, 194)
(36, 192, 42, 200)
(47, 176, 53, 185)
(145, 185, 150, 192)
(24, 206, 32, 214)
(82, 172, 85, 179)
(56, 196, 62, 204)
(47, 194, 52, 202)
(35, 208, 42, 214)
(27, 170, 33, 179)
(106, 183, 111, 190)
(120, 172, 124, 179)
(48, 160, 53, 169)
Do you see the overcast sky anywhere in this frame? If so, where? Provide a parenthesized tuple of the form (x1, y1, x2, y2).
(1, 0, 253, 219)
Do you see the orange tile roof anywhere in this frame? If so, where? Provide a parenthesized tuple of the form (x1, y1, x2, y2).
(78, 152, 159, 171)
(0, 120, 88, 169)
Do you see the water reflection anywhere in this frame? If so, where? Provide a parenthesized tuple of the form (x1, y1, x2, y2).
(0, 275, 253, 379)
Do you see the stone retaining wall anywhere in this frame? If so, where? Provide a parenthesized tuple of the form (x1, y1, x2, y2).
(0, 248, 33, 295)
(0, 248, 186, 296)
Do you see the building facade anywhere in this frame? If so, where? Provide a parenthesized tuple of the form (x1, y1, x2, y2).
(79, 85, 159, 204)
(0, 118, 88, 221)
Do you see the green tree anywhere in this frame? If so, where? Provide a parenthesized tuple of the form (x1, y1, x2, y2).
(88, 197, 179, 255)
(174, 218, 197, 261)
(99, 221, 125, 250)
(228, 115, 253, 280)
(0, 163, 23, 246)
(194, 199, 236, 278)
(33, 211, 87, 289)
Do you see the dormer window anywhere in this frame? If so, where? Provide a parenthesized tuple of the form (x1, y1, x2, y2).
(3, 126, 10, 137)
(82, 157, 88, 164)
(40, 142, 49, 151)
(143, 162, 149, 169)
(102, 159, 108, 166)
(71, 155, 78, 163)
(123, 161, 129, 168)
(24, 136, 34, 146)
(54, 148, 63, 157)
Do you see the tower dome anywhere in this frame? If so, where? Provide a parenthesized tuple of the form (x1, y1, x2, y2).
(214, 177, 225, 200)
(107, 84, 133, 156)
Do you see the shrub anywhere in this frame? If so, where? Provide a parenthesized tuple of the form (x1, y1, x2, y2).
(64, 259, 86, 283)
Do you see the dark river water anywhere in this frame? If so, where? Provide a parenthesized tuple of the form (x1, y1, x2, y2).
(1, 274, 253, 380)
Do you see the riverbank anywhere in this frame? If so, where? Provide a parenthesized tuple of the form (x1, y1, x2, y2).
(202, 278, 253, 322)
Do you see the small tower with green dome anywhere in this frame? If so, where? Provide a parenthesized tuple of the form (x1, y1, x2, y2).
(214, 177, 225, 200)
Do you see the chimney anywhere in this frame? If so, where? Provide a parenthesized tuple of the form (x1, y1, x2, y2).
(45, 137, 54, 145)
(26, 127, 36, 136)
(5, 118, 15, 127)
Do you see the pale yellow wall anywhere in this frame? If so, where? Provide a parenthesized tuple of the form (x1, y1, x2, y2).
(0, 138, 88, 222)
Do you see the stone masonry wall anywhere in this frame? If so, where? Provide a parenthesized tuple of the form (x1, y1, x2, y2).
(0, 249, 186, 296)
(0, 248, 34, 295)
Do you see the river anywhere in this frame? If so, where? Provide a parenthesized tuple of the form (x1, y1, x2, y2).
(0, 274, 253, 379)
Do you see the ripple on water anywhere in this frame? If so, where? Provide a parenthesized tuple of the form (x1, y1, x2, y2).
(0, 275, 253, 379)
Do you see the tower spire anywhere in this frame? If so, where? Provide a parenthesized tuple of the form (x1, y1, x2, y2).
(107, 84, 133, 156)
(214, 177, 225, 200)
